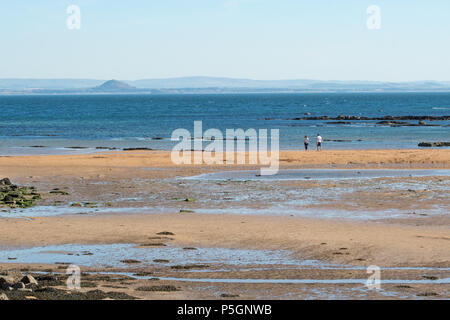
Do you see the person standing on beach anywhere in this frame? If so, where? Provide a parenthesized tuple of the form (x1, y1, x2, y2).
(316, 134, 323, 151)
(304, 136, 310, 150)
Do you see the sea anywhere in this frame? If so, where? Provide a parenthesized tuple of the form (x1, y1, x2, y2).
(0, 92, 449, 155)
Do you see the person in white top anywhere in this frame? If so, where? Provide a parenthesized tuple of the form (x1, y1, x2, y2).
(304, 136, 310, 151)
(316, 134, 323, 151)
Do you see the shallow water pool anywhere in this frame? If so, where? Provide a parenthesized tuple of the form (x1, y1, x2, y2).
(185, 169, 450, 181)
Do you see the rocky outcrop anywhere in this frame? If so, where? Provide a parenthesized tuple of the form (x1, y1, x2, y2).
(0, 178, 41, 209)
(292, 115, 450, 122)
(418, 142, 450, 147)
(0, 274, 34, 292)
(1, 273, 138, 300)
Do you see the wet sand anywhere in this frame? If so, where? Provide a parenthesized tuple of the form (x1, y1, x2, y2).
(0, 149, 449, 300)
(1, 213, 449, 266)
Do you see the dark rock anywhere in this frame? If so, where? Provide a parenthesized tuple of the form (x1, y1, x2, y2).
(148, 236, 174, 241)
(3, 195, 15, 204)
(49, 190, 69, 195)
(123, 148, 153, 151)
(377, 120, 411, 125)
(422, 275, 439, 280)
(324, 139, 352, 142)
(418, 142, 450, 147)
(83, 202, 97, 208)
(139, 243, 166, 247)
(34, 275, 58, 282)
(95, 147, 117, 150)
(120, 259, 141, 264)
(417, 292, 438, 297)
(133, 272, 153, 277)
(170, 264, 209, 270)
(27, 287, 137, 300)
(156, 231, 175, 236)
(153, 259, 170, 263)
(0, 277, 13, 290)
(220, 293, 240, 298)
(135, 285, 178, 292)
(293, 115, 450, 122)
(12, 282, 26, 290)
(21, 275, 38, 285)
(0, 178, 11, 185)
(34, 287, 59, 293)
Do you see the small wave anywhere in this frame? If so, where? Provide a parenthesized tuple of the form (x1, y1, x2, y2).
(432, 107, 450, 110)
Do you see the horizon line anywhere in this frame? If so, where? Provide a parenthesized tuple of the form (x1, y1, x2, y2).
(1, 77, 450, 83)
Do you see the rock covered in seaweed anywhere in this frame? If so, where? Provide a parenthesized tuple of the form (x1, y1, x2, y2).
(0, 178, 41, 209)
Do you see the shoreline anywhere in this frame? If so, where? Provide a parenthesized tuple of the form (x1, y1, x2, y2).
(2, 146, 450, 156)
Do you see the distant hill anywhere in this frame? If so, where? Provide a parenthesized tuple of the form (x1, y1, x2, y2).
(93, 80, 137, 92)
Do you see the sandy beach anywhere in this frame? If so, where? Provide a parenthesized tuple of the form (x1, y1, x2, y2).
(0, 149, 449, 300)
(3, 0, 450, 306)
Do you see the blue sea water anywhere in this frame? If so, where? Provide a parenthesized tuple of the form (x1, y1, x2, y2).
(0, 93, 449, 154)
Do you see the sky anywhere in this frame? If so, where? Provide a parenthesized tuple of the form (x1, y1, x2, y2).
(0, 0, 449, 81)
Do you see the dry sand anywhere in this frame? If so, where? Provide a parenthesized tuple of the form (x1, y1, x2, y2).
(0, 149, 448, 179)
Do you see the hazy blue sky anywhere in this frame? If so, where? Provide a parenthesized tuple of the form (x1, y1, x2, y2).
(1, 0, 449, 81)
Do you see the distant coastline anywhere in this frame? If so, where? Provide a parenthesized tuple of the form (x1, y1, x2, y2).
(1, 77, 450, 94)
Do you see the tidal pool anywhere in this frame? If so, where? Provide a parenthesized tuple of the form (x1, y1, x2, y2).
(0, 243, 300, 268)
